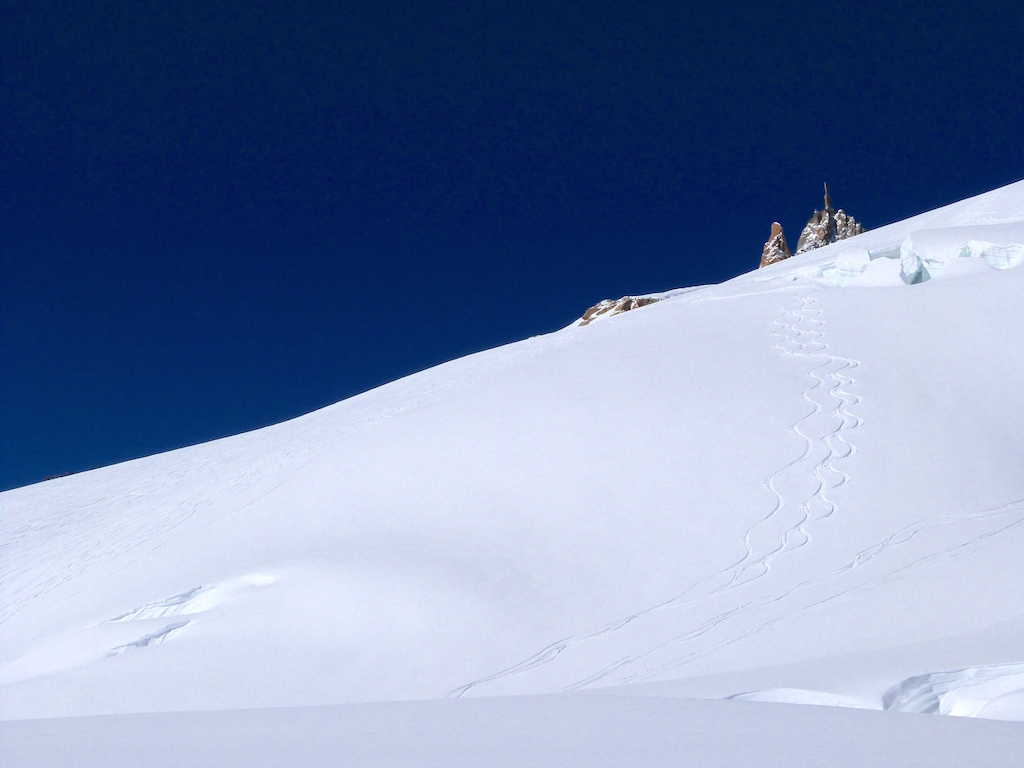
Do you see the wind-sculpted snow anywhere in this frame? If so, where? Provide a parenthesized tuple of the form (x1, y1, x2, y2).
(727, 687, 874, 709)
(107, 621, 190, 657)
(1, 181, 1023, 763)
(107, 576, 276, 623)
(885, 663, 1024, 719)
(898, 223, 1024, 283)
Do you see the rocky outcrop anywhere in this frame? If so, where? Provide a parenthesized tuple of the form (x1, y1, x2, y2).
(758, 184, 866, 268)
(579, 295, 659, 326)
(760, 222, 793, 268)
(794, 210, 834, 253)
(834, 208, 865, 242)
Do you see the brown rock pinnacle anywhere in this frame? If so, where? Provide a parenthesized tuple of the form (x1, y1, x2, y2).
(759, 222, 793, 268)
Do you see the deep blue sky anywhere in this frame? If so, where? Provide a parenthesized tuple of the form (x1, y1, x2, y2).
(3, 2, 1023, 490)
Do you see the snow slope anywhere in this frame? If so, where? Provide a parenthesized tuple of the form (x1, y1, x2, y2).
(4, 694, 1023, 768)
(2, 180, 1023, 763)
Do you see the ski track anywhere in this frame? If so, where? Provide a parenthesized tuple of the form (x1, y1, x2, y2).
(447, 287, 865, 698)
(618, 497, 1024, 685)
(560, 293, 1022, 690)
(448, 287, 1024, 698)
(0, 331, 580, 630)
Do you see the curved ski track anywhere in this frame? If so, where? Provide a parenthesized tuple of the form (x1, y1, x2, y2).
(447, 287, 864, 697)
(448, 287, 1024, 698)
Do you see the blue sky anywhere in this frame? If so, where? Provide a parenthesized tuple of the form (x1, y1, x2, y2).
(3, 1, 1022, 490)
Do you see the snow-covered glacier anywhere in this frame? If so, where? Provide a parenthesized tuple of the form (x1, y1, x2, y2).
(2, 180, 1023, 767)
(786, 184, 1024, 287)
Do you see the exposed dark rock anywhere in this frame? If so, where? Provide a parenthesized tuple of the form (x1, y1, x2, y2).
(579, 296, 659, 326)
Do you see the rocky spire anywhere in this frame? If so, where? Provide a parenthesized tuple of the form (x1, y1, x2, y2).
(794, 183, 864, 255)
(760, 222, 793, 268)
(833, 209, 865, 241)
(757, 184, 866, 269)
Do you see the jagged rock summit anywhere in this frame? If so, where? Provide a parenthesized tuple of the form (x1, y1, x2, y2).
(583, 184, 865, 321)
(795, 183, 866, 253)
(759, 184, 865, 268)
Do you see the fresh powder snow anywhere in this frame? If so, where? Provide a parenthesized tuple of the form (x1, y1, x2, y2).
(2, 180, 1023, 766)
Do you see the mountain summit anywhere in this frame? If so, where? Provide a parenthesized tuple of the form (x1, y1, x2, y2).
(760, 184, 866, 268)
(795, 183, 866, 253)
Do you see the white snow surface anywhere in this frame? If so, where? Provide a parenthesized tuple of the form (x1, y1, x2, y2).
(2, 180, 1023, 764)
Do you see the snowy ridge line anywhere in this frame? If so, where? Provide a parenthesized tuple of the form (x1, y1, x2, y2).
(447, 288, 865, 697)
(0, 330, 581, 630)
